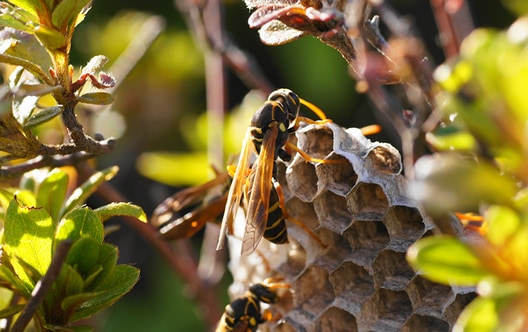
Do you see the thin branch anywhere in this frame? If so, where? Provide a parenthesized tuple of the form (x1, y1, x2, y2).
(11, 240, 73, 332)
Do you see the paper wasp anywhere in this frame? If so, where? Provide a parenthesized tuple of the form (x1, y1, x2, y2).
(217, 88, 332, 256)
(149, 170, 230, 241)
(216, 278, 290, 332)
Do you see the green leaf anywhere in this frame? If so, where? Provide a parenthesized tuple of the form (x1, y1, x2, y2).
(61, 291, 102, 315)
(407, 236, 490, 286)
(0, 259, 32, 297)
(70, 264, 139, 321)
(410, 154, 518, 215)
(34, 25, 68, 50)
(0, 2, 40, 30)
(49, 263, 84, 304)
(62, 166, 119, 216)
(36, 168, 69, 223)
(55, 208, 104, 245)
(454, 297, 498, 332)
(8, 0, 47, 20)
(0, 303, 25, 319)
(84, 243, 117, 291)
(77, 92, 114, 105)
(94, 202, 147, 223)
(0, 29, 52, 76)
(66, 237, 100, 277)
(3, 197, 54, 286)
(136, 152, 211, 186)
(24, 105, 63, 128)
(51, 0, 91, 31)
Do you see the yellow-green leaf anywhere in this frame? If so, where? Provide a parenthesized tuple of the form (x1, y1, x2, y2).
(407, 236, 490, 286)
(94, 202, 147, 223)
(3, 197, 54, 286)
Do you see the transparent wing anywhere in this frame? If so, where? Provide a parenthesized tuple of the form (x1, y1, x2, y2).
(217, 128, 254, 250)
(241, 124, 277, 255)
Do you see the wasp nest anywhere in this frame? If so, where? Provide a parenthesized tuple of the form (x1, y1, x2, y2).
(226, 122, 475, 332)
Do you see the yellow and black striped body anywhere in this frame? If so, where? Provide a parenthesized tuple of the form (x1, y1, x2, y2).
(263, 185, 288, 244)
(218, 282, 282, 332)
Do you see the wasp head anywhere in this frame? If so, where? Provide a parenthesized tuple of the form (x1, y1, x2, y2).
(267, 88, 300, 127)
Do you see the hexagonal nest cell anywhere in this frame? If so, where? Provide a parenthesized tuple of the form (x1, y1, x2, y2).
(225, 122, 475, 331)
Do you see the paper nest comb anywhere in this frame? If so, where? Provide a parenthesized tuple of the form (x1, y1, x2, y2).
(225, 121, 475, 332)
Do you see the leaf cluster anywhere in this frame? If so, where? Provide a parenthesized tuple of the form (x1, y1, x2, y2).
(408, 16, 528, 331)
(0, 167, 146, 330)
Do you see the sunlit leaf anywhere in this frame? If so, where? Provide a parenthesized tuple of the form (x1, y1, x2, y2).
(407, 236, 490, 286)
(36, 167, 69, 223)
(51, 0, 91, 31)
(3, 197, 53, 286)
(34, 25, 68, 50)
(61, 166, 119, 216)
(94, 202, 147, 223)
(55, 208, 104, 245)
(137, 152, 212, 186)
(1, 1, 41, 27)
(454, 297, 498, 332)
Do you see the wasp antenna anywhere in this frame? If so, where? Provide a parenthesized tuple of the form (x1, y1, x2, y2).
(360, 124, 382, 136)
(299, 97, 327, 120)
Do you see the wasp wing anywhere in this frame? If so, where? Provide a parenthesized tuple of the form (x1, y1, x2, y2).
(241, 124, 277, 255)
(217, 128, 254, 250)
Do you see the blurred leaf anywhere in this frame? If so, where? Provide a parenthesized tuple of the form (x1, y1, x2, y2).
(454, 296, 499, 332)
(62, 166, 119, 216)
(55, 207, 104, 245)
(427, 125, 477, 152)
(0, 30, 52, 75)
(70, 264, 139, 322)
(51, 0, 91, 31)
(24, 105, 63, 128)
(94, 202, 147, 223)
(410, 154, 518, 215)
(137, 152, 212, 186)
(36, 167, 69, 223)
(3, 197, 53, 286)
(77, 92, 114, 105)
(0, 303, 24, 319)
(407, 236, 490, 286)
(502, 0, 528, 18)
(484, 206, 521, 248)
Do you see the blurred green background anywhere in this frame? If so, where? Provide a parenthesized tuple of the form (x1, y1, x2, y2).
(68, 0, 516, 330)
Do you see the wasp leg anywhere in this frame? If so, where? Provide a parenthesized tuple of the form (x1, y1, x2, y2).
(274, 180, 327, 249)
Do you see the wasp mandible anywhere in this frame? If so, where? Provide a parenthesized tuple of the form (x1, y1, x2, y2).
(217, 88, 330, 255)
(216, 278, 291, 332)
